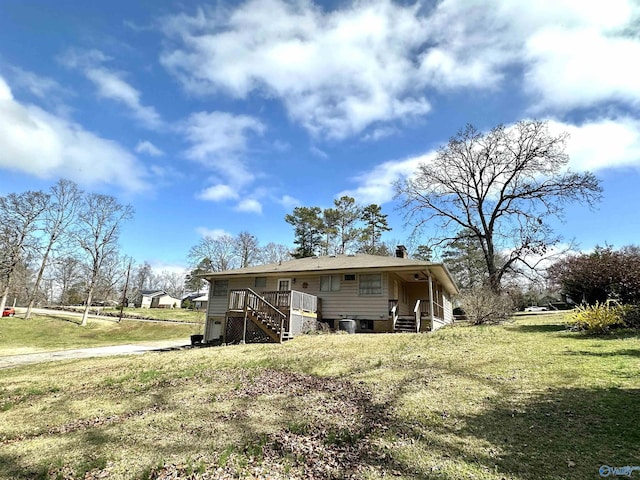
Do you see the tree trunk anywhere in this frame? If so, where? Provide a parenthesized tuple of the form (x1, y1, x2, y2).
(26, 243, 54, 320)
(81, 286, 94, 327)
(0, 284, 9, 314)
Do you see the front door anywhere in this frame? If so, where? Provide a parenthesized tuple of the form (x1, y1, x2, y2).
(277, 278, 291, 307)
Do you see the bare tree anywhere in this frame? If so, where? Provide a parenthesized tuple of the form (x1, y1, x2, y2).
(235, 232, 260, 268)
(258, 242, 292, 265)
(92, 251, 128, 304)
(132, 261, 153, 294)
(396, 120, 602, 292)
(188, 234, 237, 271)
(26, 179, 82, 319)
(74, 193, 133, 326)
(0, 190, 50, 313)
(154, 270, 186, 299)
(53, 255, 82, 305)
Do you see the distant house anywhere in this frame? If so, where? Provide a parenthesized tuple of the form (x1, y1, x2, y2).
(200, 246, 459, 344)
(192, 294, 208, 311)
(133, 290, 181, 309)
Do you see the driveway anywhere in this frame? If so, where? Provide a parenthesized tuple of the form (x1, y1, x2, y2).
(0, 339, 190, 370)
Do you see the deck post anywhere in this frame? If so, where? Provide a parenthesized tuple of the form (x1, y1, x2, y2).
(242, 290, 248, 344)
(428, 272, 435, 331)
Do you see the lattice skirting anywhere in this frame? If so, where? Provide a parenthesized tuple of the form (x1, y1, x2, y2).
(225, 316, 273, 344)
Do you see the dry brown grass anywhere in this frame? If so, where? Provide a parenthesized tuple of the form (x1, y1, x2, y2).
(1, 312, 639, 479)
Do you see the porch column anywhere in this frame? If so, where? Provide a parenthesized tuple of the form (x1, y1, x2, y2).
(428, 272, 435, 330)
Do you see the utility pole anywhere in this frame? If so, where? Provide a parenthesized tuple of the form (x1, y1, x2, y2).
(118, 259, 132, 323)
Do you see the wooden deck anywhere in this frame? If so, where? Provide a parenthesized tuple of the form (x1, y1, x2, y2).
(226, 289, 320, 343)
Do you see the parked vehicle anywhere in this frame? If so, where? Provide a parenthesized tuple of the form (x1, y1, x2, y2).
(524, 306, 548, 312)
(2, 307, 15, 317)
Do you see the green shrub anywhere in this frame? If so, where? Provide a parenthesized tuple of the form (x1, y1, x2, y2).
(568, 302, 626, 334)
(620, 304, 640, 329)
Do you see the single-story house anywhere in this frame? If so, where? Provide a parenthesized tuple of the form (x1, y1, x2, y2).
(132, 290, 181, 309)
(192, 294, 208, 311)
(200, 246, 459, 344)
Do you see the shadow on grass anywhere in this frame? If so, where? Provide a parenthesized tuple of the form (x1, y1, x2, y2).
(507, 323, 568, 333)
(565, 349, 640, 358)
(560, 329, 640, 341)
(39, 314, 82, 326)
(391, 386, 640, 479)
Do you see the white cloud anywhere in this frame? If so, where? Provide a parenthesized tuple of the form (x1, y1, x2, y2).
(348, 115, 640, 207)
(309, 146, 328, 159)
(160, 0, 640, 139)
(8, 66, 67, 100)
(550, 117, 640, 172)
(197, 184, 239, 201)
(342, 153, 431, 205)
(196, 227, 231, 238)
(525, 27, 640, 112)
(161, 0, 433, 139)
(423, 0, 640, 112)
(86, 68, 163, 129)
(278, 194, 300, 209)
(182, 110, 265, 191)
(60, 48, 163, 129)
(135, 140, 164, 156)
(0, 76, 149, 193)
(235, 198, 262, 214)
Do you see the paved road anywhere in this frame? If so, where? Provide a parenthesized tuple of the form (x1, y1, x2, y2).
(0, 339, 191, 370)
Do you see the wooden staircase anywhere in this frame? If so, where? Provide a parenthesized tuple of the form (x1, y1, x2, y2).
(246, 307, 289, 342)
(394, 315, 417, 333)
(228, 288, 290, 343)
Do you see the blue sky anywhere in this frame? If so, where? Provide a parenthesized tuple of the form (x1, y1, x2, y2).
(1, 0, 639, 272)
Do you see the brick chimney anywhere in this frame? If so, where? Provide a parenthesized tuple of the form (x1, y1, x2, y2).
(395, 245, 408, 259)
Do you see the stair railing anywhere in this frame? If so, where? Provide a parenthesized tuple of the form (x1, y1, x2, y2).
(391, 304, 398, 330)
(243, 288, 287, 341)
(413, 299, 421, 333)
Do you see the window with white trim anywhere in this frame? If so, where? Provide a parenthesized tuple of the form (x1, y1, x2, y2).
(320, 274, 341, 292)
(359, 274, 382, 295)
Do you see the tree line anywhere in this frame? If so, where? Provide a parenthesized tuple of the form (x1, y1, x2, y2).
(0, 179, 133, 325)
(6, 119, 610, 327)
(285, 197, 392, 258)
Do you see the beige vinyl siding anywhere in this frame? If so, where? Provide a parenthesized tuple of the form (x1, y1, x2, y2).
(268, 272, 389, 320)
(207, 271, 390, 321)
(315, 272, 389, 320)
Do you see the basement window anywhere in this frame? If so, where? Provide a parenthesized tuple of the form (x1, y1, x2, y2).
(360, 320, 374, 331)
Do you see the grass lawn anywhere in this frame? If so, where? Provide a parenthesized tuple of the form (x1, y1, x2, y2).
(1, 312, 639, 479)
(0, 315, 201, 356)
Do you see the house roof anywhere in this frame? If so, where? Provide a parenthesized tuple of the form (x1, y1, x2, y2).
(193, 294, 208, 302)
(201, 254, 459, 295)
(139, 289, 166, 297)
(139, 290, 181, 300)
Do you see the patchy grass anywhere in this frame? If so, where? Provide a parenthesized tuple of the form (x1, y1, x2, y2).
(1, 312, 639, 479)
(0, 315, 199, 356)
(52, 306, 206, 323)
